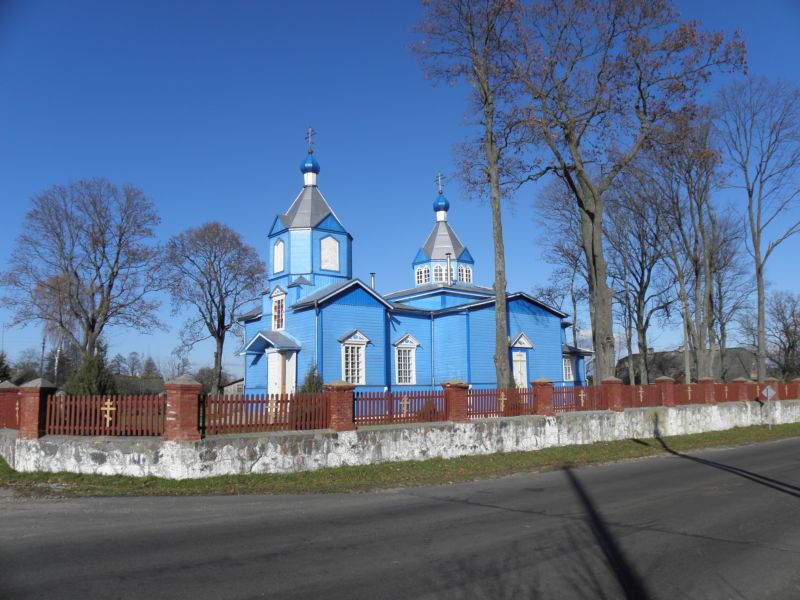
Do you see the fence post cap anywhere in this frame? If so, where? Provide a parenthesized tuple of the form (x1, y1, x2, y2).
(0, 380, 18, 389)
(601, 377, 623, 384)
(763, 377, 780, 382)
(732, 377, 751, 382)
(654, 376, 675, 383)
(20, 378, 55, 389)
(323, 380, 356, 390)
(531, 378, 552, 385)
(697, 377, 716, 382)
(441, 379, 469, 389)
(791, 378, 800, 383)
(164, 374, 201, 387)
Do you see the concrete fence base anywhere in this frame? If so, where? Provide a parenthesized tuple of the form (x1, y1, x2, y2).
(1, 400, 799, 480)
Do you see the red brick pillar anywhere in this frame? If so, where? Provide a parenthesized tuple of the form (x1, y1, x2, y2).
(602, 378, 624, 412)
(697, 377, 716, 404)
(532, 379, 554, 416)
(655, 376, 675, 407)
(764, 377, 781, 401)
(791, 379, 800, 401)
(163, 375, 202, 442)
(18, 378, 56, 440)
(442, 380, 469, 423)
(324, 381, 356, 432)
(0, 381, 19, 429)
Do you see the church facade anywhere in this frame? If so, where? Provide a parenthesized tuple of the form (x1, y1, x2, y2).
(240, 148, 589, 394)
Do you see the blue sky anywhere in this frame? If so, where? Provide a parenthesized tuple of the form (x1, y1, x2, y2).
(1, 0, 799, 376)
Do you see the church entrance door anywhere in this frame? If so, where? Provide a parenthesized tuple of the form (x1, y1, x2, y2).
(512, 351, 528, 389)
(267, 350, 297, 396)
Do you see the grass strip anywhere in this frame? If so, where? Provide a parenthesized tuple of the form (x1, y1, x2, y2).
(1, 422, 799, 497)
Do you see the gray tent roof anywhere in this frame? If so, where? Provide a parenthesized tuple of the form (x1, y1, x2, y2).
(244, 330, 302, 352)
(421, 221, 466, 260)
(279, 186, 336, 229)
(385, 282, 494, 300)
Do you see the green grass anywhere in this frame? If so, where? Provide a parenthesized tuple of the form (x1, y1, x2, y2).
(2, 422, 799, 497)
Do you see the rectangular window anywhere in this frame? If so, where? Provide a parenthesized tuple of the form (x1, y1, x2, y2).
(563, 358, 574, 381)
(396, 347, 415, 385)
(272, 296, 285, 330)
(343, 344, 364, 385)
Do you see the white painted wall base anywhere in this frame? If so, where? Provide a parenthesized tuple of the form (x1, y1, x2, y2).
(1, 400, 799, 480)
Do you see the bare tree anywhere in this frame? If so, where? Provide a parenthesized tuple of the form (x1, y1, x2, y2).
(415, 0, 519, 387)
(605, 168, 674, 384)
(717, 77, 800, 382)
(1, 179, 163, 362)
(164, 222, 265, 394)
(765, 291, 800, 380)
(510, 0, 744, 382)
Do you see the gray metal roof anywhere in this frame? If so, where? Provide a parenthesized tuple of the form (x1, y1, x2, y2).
(292, 279, 393, 310)
(244, 330, 302, 352)
(385, 282, 494, 300)
(238, 306, 262, 322)
(279, 186, 335, 229)
(287, 276, 312, 288)
(564, 344, 593, 356)
(421, 221, 466, 260)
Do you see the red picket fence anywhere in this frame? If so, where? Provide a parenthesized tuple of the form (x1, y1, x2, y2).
(45, 394, 166, 436)
(467, 388, 501, 418)
(354, 390, 446, 425)
(621, 385, 662, 409)
(201, 393, 328, 435)
(552, 386, 603, 413)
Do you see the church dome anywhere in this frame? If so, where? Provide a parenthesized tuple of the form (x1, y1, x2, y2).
(300, 153, 321, 174)
(433, 193, 450, 212)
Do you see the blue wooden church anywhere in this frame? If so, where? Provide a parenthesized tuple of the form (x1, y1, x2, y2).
(240, 146, 589, 394)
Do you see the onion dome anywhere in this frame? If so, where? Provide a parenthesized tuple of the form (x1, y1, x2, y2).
(300, 152, 321, 174)
(433, 194, 450, 212)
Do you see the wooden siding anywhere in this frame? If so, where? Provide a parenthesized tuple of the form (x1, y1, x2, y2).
(389, 313, 433, 388)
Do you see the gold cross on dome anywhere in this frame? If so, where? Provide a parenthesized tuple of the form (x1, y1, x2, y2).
(101, 398, 116, 428)
(400, 395, 410, 417)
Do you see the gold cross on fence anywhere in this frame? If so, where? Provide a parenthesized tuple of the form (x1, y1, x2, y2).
(638, 387, 645, 404)
(578, 388, 586, 407)
(724, 385, 728, 400)
(400, 395, 410, 417)
(687, 385, 692, 401)
(15, 399, 19, 425)
(101, 398, 116, 428)
(498, 391, 506, 412)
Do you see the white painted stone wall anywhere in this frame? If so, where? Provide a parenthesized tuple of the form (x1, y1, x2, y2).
(1, 400, 799, 480)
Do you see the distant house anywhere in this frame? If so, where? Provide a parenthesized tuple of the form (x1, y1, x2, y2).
(113, 375, 165, 395)
(223, 378, 245, 395)
(616, 347, 756, 383)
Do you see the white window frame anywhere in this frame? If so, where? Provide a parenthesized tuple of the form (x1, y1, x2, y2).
(463, 266, 473, 283)
(394, 335, 419, 385)
(273, 240, 285, 274)
(271, 290, 286, 331)
(563, 357, 574, 381)
(340, 331, 368, 385)
(320, 236, 339, 271)
(433, 265, 444, 282)
(457, 264, 465, 282)
(416, 266, 430, 285)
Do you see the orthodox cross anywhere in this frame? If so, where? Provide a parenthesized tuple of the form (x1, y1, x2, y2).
(724, 385, 729, 400)
(638, 387, 645, 404)
(498, 391, 506, 412)
(435, 171, 445, 195)
(400, 395, 410, 417)
(101, 398, 116, 428)
(306, 127, 316, 154)
(15, 399, 19, 425)
(578, 388, 586, 408)
(686, 385, 692, 401)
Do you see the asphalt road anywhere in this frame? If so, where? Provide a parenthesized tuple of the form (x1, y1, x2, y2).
(2, 438, 800, 600)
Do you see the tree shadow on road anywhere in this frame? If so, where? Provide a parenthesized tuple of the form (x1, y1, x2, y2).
(631, 415, 800, 499)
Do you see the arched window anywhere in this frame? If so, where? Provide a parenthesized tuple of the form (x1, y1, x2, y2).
(458, 265, 466, 282)
(416, 267, 430, 285)
(464, 266, 473, 283)
(433, 265, 444, 283)
(321, 236, 339, 271)
(273, 240, 284, 274)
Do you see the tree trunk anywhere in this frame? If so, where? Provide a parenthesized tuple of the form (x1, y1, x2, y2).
(756, 263, 766, 382)
(636, 323, 649, 385)
(212, 336, 224, 395)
